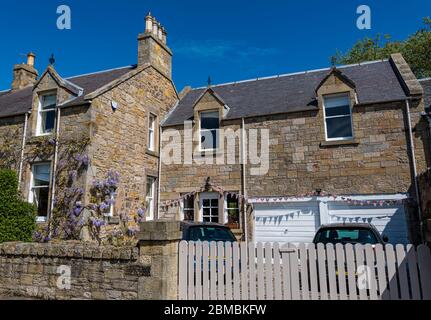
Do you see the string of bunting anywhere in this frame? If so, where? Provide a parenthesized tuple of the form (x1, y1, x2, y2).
(160, 184, 247, 211)
(248, 190, 413, 207)
(161, 186, 414, 211)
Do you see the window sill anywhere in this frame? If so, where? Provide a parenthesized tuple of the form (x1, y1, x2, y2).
(320, 139, 359, 148)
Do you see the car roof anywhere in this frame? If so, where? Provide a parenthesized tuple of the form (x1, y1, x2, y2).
(318, 223, 377, 229)
(180, 221, 228, 228)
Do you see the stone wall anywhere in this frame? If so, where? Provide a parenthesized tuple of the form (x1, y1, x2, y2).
(0, 221, 181, 300)
(89, 66, 177, 220)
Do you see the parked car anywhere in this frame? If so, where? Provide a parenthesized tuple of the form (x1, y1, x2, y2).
(181, 222, 238, 243)
(312, 223, 389, 245)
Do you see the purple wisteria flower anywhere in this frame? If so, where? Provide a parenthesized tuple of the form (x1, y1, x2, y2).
(137, 208, 146, 218)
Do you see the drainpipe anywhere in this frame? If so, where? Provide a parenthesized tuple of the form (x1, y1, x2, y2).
(241, 118, 248, 244)
(18, 112, 29, 191)
(405, 99, 424, 242)
(157, 123, 162, 220)
(50, 107, 61, 218)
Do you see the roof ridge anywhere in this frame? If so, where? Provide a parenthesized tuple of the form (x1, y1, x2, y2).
(193, 59, 388, 90)
(65, 65, 136, 80)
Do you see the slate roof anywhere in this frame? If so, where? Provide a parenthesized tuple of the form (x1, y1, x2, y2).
(419, 78, 431, 112)
(163, 60, 408, 127)
(0, 65, 136, 118)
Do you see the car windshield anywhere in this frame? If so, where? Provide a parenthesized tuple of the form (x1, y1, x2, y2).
(188, 227, 236, 242)
(315, 228, 378, 245)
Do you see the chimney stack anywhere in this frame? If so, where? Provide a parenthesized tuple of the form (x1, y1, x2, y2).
(138, 13, 172, 79)
(11, 52, 38, 90)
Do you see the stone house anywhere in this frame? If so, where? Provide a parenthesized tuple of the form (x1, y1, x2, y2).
(1, 13, 430, 245)
(0, 14, 177, 229)
(160, 54, 429, 245)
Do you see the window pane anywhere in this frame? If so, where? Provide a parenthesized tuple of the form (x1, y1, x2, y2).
(33, 164, 51, 186)
(211, 199, 218, 207)
(203, 199, 210, 207)
(200, 112, 219, 130)
(146, 178, 154, 198)
(324, 95, 350, 109)
(33, 187, 49, 217)
(42, 110, 56, 133)
(42, 95, 56, 110)
(203, 208, 211, 215)
(326, 116, 353, 139)
(201, 130, 219, 150)
(325, 105, 351, 117)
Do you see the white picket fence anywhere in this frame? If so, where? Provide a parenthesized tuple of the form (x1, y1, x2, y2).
(179, 241, 431, 300)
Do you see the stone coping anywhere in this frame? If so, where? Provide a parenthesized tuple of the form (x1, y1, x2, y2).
(0, 242, 139, 261)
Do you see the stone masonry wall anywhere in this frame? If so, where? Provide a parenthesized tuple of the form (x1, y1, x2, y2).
(0, 242, 142, 300)
(89, 67, 178, 220)
(0, 221, 182, 300)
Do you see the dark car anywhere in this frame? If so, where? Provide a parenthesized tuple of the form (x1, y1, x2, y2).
(312, 223, 388, 245)
(181, 222, 238, 243)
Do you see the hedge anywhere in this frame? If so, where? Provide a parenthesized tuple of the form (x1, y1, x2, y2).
(0, 169, 36, 243)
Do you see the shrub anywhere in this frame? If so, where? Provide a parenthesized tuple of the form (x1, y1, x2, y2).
(0, 169, 36, 243)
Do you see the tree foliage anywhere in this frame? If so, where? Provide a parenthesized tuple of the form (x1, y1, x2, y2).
(334, 17, 431, 79)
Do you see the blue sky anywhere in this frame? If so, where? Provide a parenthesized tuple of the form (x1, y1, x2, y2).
(0, 0, 430, 91)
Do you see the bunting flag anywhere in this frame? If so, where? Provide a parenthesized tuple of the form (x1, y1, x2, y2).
(161, 187, 413, 212)
(159, 183, 246, 211)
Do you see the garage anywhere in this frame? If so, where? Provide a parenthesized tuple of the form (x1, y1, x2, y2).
(254, 202, 320, 244)
(327, 202, 409, 244)
(253, 196, 410, 244)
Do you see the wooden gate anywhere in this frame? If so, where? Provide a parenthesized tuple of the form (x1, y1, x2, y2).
(179, 241, 431, 300)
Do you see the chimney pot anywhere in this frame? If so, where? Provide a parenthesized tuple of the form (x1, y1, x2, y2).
(152, 18, 158, 36)
(158, 23, 163, 41)
(145, 12, 153, 33)
(27, 52, 35, 67)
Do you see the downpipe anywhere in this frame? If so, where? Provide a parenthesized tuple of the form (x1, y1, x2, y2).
(405, 99, 424, 243)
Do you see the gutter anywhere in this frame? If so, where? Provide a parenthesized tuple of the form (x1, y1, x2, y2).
(18, 112, 29, 190)
(405, 99, 424, 242)
(50, 107, 62, 218)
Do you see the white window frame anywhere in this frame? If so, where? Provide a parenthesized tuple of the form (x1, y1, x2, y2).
(323, 93, 354, 142)
(224, 193, 240, 225)
(36, 93, 57, 137)
(146, 177, 156, 221)
(181, 194, 195, 222)
(200, 192, 220, 223)
(199, 110, 220, 152)
(148, 114, 157, 152)
(29, 162, 52, 223)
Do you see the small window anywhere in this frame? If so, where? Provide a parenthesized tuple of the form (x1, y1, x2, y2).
(201, 193, 219, 223)
(183, 195, 195, 222)
(148, 114, 157, 152)
(29, 163, 51, 222)
(323, 94, 353, 141)
(146, 177, 156, 221)
(37, 94, 56, 136)
(226, 194, 240, 227)
(200, 111, 219, 151)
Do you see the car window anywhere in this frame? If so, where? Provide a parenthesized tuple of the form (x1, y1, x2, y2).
(188, 227, 236, 242)
(315, 228, 378, 245)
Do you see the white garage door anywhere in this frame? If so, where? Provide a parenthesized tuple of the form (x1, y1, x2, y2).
(328, 202, 409, 245)
(254, 202, 320, 244)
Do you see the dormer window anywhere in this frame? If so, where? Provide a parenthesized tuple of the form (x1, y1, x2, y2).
(200, 111, 220, 151)
(37, 93, 56, 136)
(323, 94, 353, 141)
